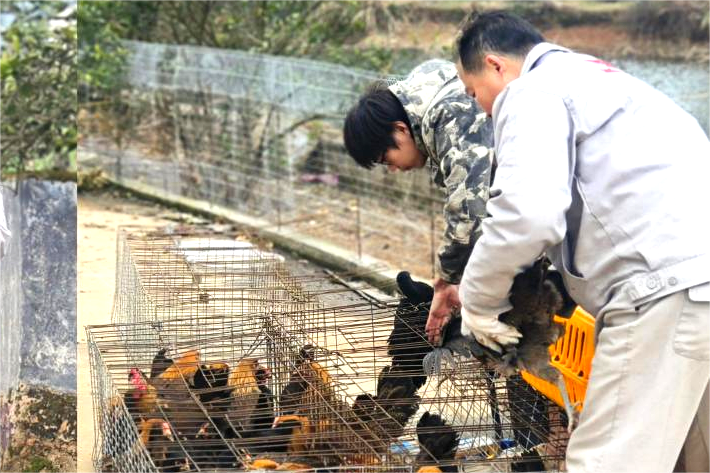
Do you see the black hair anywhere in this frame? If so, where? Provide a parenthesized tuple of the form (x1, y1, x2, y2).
(457, 11, 545, 73)
(343, 81, 412, 169)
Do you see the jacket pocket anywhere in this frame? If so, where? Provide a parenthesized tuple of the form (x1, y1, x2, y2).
(673, 283, 710, 361)
(558, 237, 588, 294)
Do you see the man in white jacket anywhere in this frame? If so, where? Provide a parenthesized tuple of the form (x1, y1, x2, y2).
(453, 11, 709, 473)
(0, 192, 9, 258)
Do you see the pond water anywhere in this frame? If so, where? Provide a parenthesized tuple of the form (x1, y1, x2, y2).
(613, 58, 709, 136)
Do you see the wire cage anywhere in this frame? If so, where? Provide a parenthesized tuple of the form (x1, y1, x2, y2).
(91, 225, 570, 472)
(272, 301, 571, 472)
(89, 299, 569, 473)
(112, 226, 321, 332)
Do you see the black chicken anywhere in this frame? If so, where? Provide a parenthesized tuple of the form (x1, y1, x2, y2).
(387, 271, 437, 390)
(358, 364, 421, 443)
(415, 412, 460, 473)
(149, 348, 174, 380)
(422, 258, 579, 430)
(243, 366, 275, 438)
(193, 362, 232, 404)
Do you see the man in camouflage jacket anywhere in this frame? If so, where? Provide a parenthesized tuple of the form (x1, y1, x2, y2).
(344, 61, 552, 466)
(343, 59, 493, 341)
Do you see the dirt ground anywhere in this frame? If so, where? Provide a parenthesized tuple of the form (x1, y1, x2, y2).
(1, 385, 77, 473)
(360, 15, 708, 63)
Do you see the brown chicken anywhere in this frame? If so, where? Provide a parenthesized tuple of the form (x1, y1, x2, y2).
(138, 418, 191, 472)
(224, 357, 263, 432)
(271, 414, 312, 454)
(123, 349, 203, 419)
(279, 345, 334, 417)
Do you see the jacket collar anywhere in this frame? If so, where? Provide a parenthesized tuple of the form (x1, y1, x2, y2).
(520, 42, 572, 77)
(491, 42, 571, 119)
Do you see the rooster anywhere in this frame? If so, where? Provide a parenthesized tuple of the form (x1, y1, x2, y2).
(193, 361, 234, 429)
(126, 349, 201, 421)
(153, 349, 201, 381)
(422, 258, 579, 431)
(145, 350, 206, 440)
(415, 412, 460, 473)
(121, 367, 173, 421)
(225, 357, 263, 433)
(279, 345, 334, 417)
(198, 359, 289, 451)
(244, 415, 309, 455)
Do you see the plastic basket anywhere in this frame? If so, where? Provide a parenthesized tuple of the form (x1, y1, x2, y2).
(520, 306, 595, 411)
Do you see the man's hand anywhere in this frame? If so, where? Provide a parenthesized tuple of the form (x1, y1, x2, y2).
(426, 278, 461, 345)
(460, 306, 522, 353)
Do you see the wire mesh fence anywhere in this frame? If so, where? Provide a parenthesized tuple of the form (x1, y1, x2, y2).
(88, 226, 569, 472)
(79, 40, 446, 279)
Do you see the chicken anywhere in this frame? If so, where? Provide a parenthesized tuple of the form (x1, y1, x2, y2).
(190, 420, 240, 470)
(193, 361, 233, 428)
(347, 363, 421, 459)
(245, 415, 307, 454)
(388, 272, 435, 390)
(247, 459, 280, 470)
(247, 458, 318, 473)
(127, 349, 201, 421)
(225, 357, 263, 432)
(150, 348, 173, 379)
(138, 418, 191, 472)
(511, 450, 548, 472)
(369, 365, 421, 440)
(279, 345, 334, 417)
(193, 362, 232, 401)
(117, 351, 275, 471)
(124, 368, 161, 419)
(193, 359, 284, 460)
(415, 412, 460, 473)
(270, 414, 312, 454)
(422, 258, 580, 431)
(246, 366, 275, 434)
(251, 414, 342, 468)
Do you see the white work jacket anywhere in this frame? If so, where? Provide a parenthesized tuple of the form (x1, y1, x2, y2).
(459, 42, 710, 317)
(0, 192, 9, 258)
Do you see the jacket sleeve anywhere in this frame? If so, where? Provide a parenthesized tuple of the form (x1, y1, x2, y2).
(434, 109, 493, 285)
(459, 88, 573, 316)
(0, 192, 10, 258)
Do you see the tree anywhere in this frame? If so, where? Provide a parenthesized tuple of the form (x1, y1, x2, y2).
(1, 2, 77, 176)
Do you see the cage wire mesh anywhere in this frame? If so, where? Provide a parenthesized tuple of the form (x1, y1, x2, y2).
(90, 227, 569, 472)
(112, 226, 322, 332)
(79, 40, 445, 280)
(88, 304, 569, 472)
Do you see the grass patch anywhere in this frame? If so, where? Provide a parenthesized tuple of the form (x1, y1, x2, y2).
(626, 0, 710, 42)
(25, 456, 56, 473)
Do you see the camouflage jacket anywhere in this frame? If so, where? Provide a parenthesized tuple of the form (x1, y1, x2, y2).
(389, 60, 493, 284)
